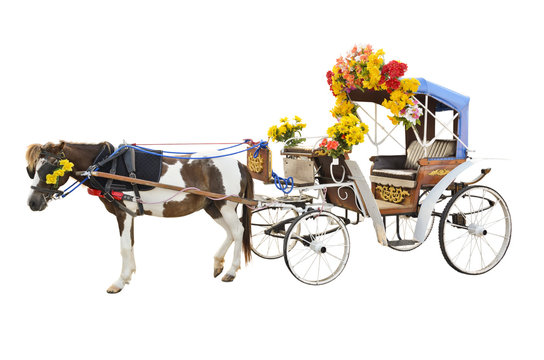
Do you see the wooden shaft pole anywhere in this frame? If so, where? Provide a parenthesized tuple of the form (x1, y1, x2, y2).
(89, 171, 259, 207)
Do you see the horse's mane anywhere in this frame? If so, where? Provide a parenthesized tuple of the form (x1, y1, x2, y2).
(26, 143, 45, 171)
(26, 141, 67, 171)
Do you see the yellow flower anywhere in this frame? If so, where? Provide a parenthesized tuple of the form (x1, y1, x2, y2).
(360, 122, 369, 135)
(331, 81, 344, 96)
(326, 126, 336, 137)
(53, 169, 65, 177)
(46, 173, 58, 185)
(388, 115, 400, 125)
(294, 115, 302, 123)
(59, 159, 74, 172)
(401, 78, 420, 93)
(267, 125, 278, 139)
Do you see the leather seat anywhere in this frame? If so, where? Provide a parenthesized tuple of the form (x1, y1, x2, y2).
(370, 139, 457, 188)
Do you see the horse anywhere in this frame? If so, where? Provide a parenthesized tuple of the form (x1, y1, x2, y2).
(26, 141, 254, 293)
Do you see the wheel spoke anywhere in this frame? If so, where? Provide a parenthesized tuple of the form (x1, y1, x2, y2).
(465, 236, 476, 271)
(303, 253, 319, 279)
(481, 236, 499, 257)
(256, 211, 270, 224)
(453, 203, 468, 222)
(452, 236, 472, 262)
(321, 253, 334, 274)
(323, 251, 344, 262)
(291, 249, 315, 268)
(445, 231, 469, 245)
(484, 216, 507, 228)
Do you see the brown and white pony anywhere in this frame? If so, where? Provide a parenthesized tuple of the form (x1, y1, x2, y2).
(26, 141, 253, 293)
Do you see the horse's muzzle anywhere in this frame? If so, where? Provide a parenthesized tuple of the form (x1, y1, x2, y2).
(28, 196, 48, 211)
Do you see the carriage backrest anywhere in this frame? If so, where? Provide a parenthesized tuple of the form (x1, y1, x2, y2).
(404, 139, 457, 170)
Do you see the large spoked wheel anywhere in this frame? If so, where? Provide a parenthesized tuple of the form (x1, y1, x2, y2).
(439, 185, 512, 275)
(284, 210, 350, 285)
(385, 214, 434, 252)
(251, 206, 299, 259)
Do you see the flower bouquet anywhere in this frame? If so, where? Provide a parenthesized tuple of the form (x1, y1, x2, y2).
(320, 113, 369, 158)
(326, 44, 422, 130)
(267, 116, 307, 147)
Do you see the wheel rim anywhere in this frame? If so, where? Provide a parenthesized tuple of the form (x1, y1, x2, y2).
(440, 186, 511, 274)
(284, 211, 350, 285)
(251, 207, 298, 259)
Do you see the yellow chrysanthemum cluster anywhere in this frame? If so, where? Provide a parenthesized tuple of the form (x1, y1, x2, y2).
(325, 114, 369, 157)
(45, 159, 74, 185)
(362, 49, 386, 90)
(381, 78, 420, 116)
(268, 115, 307, 146)
(330, 92, 355, 118)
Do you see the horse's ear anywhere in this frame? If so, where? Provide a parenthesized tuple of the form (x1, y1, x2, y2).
(25, 144, 43, 172)
(42, 141, 65, 155)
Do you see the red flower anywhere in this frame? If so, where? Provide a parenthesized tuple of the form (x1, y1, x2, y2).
(326, 71, 333, 85)
(327, 140, 339, 150)
(386, 77, 400, 90)
(320, 138, 328, 147)
(382, 60, 407, 79)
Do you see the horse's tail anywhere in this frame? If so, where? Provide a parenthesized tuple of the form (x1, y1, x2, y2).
(241, 163, 254, 264)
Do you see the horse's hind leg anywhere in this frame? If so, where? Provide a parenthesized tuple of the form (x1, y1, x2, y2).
(107, 211, 136, 294)
(218, 203, 245, 282)
(205, 204, 233, 278)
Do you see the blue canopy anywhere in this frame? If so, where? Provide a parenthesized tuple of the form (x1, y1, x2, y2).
(415, 78, 470, 158)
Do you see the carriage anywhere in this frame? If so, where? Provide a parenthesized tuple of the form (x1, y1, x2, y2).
(25, 70, 512, 292)
(247, 78, 512, 285)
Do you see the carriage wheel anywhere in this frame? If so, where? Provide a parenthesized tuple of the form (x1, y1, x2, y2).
(251, 206, 299, 259)
(386, 189, 434, 251)
(439, 185, 511, 274)
(385, 214, 434, 252)
(284, 210, 350, 285)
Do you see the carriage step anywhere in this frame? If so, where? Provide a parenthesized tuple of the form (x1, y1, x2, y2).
(387, 240, 419, 246)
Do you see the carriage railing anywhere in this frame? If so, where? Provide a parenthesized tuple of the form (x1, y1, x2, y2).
(357, 103, 404, 154)
(355, 94, 470, 158)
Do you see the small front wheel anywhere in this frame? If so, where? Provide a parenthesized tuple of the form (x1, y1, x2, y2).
(439, 185, 512, 274)
(284, 210, 350, 285)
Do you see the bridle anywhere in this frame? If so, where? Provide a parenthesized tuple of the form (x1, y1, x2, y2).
(27, 151, 69, 199)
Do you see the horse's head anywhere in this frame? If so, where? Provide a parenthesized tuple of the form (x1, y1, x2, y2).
(26, 142, 74, 211)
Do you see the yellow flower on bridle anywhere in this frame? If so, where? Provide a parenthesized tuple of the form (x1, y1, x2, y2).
(45, 159, 74, 185)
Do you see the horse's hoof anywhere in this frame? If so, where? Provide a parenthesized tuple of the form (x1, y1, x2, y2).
(106, 285, 123, 294)
(221, 273, 235, 282)
(214, 266, 224, 278)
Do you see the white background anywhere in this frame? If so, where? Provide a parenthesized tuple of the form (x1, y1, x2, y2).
(1, 1, 542, 359)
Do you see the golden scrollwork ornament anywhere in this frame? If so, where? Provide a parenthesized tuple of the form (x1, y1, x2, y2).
(248, 155, 264, 173)
(376, 185, 410, 204)
(429, 169, 450, 176)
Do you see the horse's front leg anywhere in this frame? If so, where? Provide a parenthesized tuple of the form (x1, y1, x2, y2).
(107, 211, 136, 294)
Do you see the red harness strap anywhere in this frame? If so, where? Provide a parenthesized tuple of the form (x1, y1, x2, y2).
(87, 188, 125, 201)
